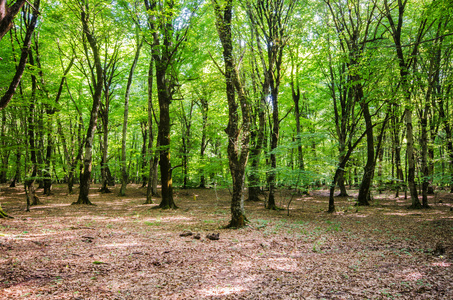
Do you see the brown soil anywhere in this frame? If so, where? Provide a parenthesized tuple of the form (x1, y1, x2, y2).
(0, 184, 452, 299)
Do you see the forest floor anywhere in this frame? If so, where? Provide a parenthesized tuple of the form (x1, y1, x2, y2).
(0, 184, 452, 300)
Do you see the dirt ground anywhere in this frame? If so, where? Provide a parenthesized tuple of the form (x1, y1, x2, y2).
(0, 184, 452, 299)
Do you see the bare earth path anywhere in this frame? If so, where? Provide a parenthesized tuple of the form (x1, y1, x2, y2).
(0, 184, 452, 299)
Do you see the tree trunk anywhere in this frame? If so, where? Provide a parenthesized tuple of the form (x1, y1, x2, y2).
(384, 0, 426, 208)
(140, 122, 148, 187)
(99, 121, 111, 193)
(420, 106, 429, 208)
(0, 0, 39, 111)
(145, 58, 158, 203)
(212, 0, 251, 228)
(198, 97, 208, 188)
(74, 4, 103, 205)
(156, 87, 176, 209)
(391, 106, 404, 198)
(120, 39, 142, 196)
(337, 140, 348, 196)
(406, 108, 421, 208)
(266, 90, 279, 210)
(26, 46, 42, 207)
(0, 110, 9, 184)
(357, 98, 374, 206)
(0, 0, 27, 42)
(292, 76, 305, 172)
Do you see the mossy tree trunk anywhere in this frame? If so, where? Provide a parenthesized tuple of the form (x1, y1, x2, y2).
(212, 0, 251, 228)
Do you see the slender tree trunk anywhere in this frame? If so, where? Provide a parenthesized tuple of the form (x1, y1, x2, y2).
(392, 107, 404, 198)
(120, 39, 142, 196)
(26, 46, 42, 207)
(99, 118, 111, 193)
(406, 108, 421, 208)
(337, 152, 348, 197)
(292, 74, 305, 172)
(267, 89, 279, 210)
(198, 97, 208, 188)
(145, 59, 160, 202)
(140, 122, 148, 187)
(0, 110, 9, 184)
(420, 106, 429, 207)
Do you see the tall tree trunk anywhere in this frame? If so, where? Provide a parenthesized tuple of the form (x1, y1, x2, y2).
(145, 58, 158, 203)
(384, 0, 426, 208)
(0, 110, 9, 184)
(144, 0, 186, 208)
(120, 39, 142, 196)
(267, 88, 279, 210)
(74, 4, 104, 205)
(406, 108, 421, 208)
(291, 69, 305, 172)
(99, 124, 111, 193)
(198, 96, 209, 188)
(25, 45, 41, 207)
(140, 122, 148, 187)
(391, 105, 404, 198)
(213, 0, 251, 228)
(156, 81, 176, 208)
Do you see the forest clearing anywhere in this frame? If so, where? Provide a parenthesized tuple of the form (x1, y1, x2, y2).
(1, 0, 453, 298)
(0, 184, 452, 299)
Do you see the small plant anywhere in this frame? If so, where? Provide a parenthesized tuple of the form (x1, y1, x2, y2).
(144, 220, 161, 226)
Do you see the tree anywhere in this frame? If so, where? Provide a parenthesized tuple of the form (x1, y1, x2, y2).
(212, 0, 252, 228)
(71, 0, 105, 205)
(143, 0, 195, 208)
(247, 0, 296, 210)
(384, 0, 433, 209)
(98, 42, 120, 194)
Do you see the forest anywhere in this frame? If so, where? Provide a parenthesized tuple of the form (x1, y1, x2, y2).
(0, 0, 452, 298)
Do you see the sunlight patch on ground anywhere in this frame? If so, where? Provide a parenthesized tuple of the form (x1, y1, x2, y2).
(30, 203, 68, 209)
(161, 216, 194, 222)
(105, 200, 135, 205)
(403, 271, 424, 281)
(432, 261, 451, 267)
(264, 257, 299, 272)
(100, 242, 143, 249)
(353, 214, 369, 218)
(383, 212, 424, 216)
(198, 285, 246, 297)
